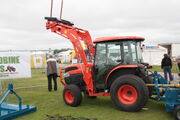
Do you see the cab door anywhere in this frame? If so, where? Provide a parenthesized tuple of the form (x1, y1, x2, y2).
(94, 42, 122, 90)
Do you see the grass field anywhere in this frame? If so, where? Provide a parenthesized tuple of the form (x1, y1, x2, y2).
(150, 65, 179, 73)
(0, 67, 175, 120)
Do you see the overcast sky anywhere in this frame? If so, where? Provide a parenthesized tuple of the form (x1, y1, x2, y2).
(0, 0, 180, 50)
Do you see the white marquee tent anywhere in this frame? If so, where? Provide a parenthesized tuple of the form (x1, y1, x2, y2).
(142, 43, 168, 65)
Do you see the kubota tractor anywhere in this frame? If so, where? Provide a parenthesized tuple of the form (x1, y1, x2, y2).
(45, 1, 152, 112)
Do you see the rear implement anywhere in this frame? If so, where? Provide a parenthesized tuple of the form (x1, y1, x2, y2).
(147, 71, 180, 120)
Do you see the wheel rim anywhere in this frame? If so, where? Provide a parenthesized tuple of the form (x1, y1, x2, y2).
(177, 111, 180, 119)
(65, 90, 74, 103)
(117, 85, 138, 104)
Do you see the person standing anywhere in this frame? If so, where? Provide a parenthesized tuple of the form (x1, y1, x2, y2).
(161, 54, 173, 82)
(47, 54, 58, 91)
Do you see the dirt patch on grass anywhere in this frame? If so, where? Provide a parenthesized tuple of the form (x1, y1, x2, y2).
(45, 114, 97, 120)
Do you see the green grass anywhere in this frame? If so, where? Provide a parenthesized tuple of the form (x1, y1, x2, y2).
(0, 68, 174, 120)
(150, 65, 179, 73)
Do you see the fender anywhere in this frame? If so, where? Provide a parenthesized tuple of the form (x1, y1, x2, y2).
(105, 65, 138, 84)
(65, 64, 83, 74)
(65, 64, 81, 69)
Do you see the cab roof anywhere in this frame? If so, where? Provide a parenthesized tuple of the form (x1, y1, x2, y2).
(93, 36, 144, 43)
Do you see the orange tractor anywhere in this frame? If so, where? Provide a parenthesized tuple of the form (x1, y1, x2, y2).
(45, 1, 152, 112)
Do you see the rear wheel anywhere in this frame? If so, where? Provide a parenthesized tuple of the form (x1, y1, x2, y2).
(144, 76, 154, 97)
(63, 84, 82, 107)
(110, 74, 149, 112)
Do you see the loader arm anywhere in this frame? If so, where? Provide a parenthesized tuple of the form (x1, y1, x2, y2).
(45, 17, 95, 95)
(45, 17, 95, 60)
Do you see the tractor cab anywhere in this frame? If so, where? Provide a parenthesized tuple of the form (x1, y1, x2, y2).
(93, 36, 144, 90)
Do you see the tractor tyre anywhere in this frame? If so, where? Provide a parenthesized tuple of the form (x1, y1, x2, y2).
(144, 76, 154, 97)
(173, 106, 180, 120)
(110, 74, 149, 112)
(63, 84, 82, 107)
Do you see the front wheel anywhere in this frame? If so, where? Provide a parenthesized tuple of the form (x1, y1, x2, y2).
(110, 74, 149, 112)
(63, 84, 82, 107)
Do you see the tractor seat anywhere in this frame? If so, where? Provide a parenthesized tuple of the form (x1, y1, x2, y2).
(45, 17, 74, 26)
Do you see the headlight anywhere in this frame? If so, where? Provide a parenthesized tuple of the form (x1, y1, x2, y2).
(64, 73, 70, 78)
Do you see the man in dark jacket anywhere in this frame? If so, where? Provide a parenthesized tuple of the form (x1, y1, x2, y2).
(47, 55, 58, 91)
(161, 54, 173, 81)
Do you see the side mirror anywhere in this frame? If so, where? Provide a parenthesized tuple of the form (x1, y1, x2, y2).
(141, 62, 149, 66)
(141, 62, 152, 69)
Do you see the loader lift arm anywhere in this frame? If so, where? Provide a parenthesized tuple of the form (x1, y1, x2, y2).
(45, 17, 95, 95)
(45, 17, 95, 61)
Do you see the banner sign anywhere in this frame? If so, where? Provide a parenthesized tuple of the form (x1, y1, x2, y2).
(145, 45, 159, 49)
(0, 51, 31, 79)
